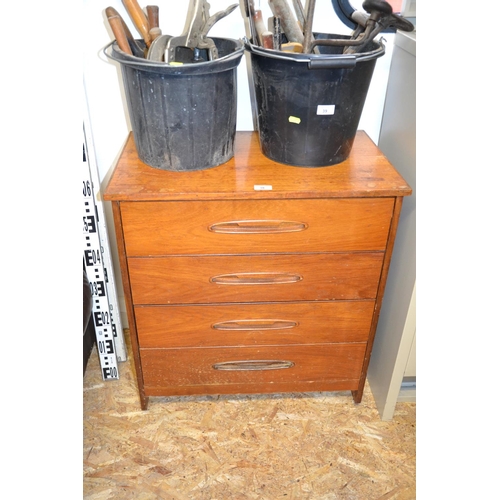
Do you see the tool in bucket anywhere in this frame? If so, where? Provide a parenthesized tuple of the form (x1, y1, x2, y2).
(302, 0, 413, 54)
(106, 3, 162, 58)
(105, 6, 146, 58)
(146, 5, 162, 42)
(243, 0, 412, 56)
(165, 0, 239, 63)
(147, 34, 172, 61)
(122, 0, 152, 47)
(343, 0, 414, 54)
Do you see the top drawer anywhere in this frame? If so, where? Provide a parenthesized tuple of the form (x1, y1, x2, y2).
(120, 198, 394, 256)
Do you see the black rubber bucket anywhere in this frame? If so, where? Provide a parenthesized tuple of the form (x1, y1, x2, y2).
(105, 38, 244, 171)
(245, 34, 385, 167)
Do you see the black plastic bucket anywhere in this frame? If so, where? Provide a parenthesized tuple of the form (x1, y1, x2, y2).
(245, 34, 385, 167)
(105, 38, 244, 171)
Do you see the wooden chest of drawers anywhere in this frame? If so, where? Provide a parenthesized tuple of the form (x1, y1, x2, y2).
(104, 131, 411, 410)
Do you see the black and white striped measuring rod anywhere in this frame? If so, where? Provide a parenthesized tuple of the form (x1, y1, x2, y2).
(83, 138, 120, 380)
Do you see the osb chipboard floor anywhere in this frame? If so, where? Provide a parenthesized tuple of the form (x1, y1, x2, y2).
(84, 331, 416, 500)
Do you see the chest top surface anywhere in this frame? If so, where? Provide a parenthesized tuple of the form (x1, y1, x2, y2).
(103, 131, 412, 202)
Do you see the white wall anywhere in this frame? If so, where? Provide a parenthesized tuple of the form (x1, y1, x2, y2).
(82, 0, 396, 323)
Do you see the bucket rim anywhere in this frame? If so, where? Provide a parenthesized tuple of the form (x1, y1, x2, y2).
(103, 37, 245, 73)
(243, 35, 385, 65)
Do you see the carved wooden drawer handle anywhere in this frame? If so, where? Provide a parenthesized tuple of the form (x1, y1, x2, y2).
(209, 220, 308, 234)
(213, 360, 295, 371)
(210, 273, 303, 285)
(212, 319, 298, 331)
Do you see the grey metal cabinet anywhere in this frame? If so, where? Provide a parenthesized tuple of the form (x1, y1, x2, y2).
(368, 29, 416, 420)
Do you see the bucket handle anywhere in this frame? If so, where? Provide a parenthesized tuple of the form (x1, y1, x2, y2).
(243, 37, 385, 69)
(101, 40, 154, 68)
(308, 56, 356, 69)
(102, 40, 243, 68)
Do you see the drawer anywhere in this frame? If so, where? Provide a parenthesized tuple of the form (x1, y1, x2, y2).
(135, 301, 375, 348)
(140, 344, 367, 393)
(120, 199, 394, 256)
(128, 253, 384, 304)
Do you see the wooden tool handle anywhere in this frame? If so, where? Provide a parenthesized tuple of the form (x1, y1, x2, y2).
(253, 10, 274, 49)
(122, 0, 151, 46)
(149, 27, 162, 41)
(146, 5, 159, 29)
(105, 6, 121, 18)
(107, 15, 133, 54)
(105, 6, 145, 57)
(253, 10, 266, 45)
(261, 31, 274, 49)
(105, 7, 133, 39)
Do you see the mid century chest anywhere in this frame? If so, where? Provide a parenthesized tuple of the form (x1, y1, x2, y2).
(104, 131, 411, 410)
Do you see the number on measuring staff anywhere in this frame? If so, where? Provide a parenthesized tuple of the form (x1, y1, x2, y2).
(102, 366, 118, 379)
(83, 215, 96, 233)
(83, 180, 92, 197)
(98, 339, 115, 354)
(84, 248, 101, 266)
(90, 280, 106, 297)
(94, 310, 110, 326)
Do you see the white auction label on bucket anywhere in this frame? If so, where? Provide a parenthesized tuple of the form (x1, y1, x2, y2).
(317, 105, 335, 115)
